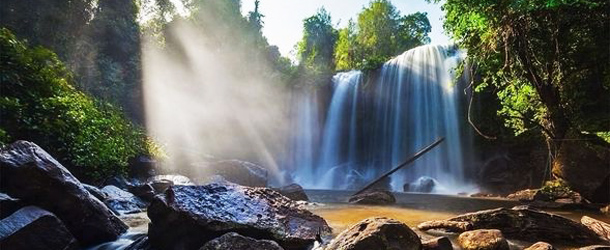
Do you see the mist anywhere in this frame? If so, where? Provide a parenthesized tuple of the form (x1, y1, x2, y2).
(142, 17, 292, 185)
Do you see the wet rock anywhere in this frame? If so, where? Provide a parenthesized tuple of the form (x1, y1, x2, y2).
(273, 184, 308, 201)
(129, 156, 157, 180)
(150, 179, 174, 193)
(0, 193, 23, 219)
(417, 207, 604, 245)
(404, 176, 437, 193)
(578, 245, 610, 250)
(124, 235, 151, 250)
(83, 183, 107, 201)
(128, 183, 156, 201)
(348, 190, 396, 205)
(200, 232, 284, 250)
(101, 185, 147, 215)
(457, 229, 509, 250)
(506, 189, 538, 201)
(422, 236, 453, 250)
(581, 216, 610, 242)
(0, 141, 128, 246)
(0, 206, 78, 250)
(192, 160, 268, 187)
(148, 175, 193, 186)
(524, 242, 556, 250)
(104, 175, 132, 190)
(325, 217, 421, 250)
(147, 184, 331, 250)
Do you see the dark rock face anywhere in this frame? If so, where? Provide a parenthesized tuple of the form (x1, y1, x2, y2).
(552, 131, 610, 203)
(83, 183, 108, 201)
(418, 207, 605, 245)
(325, 217, 421, 250)
(0, 141, 128, 246)
(524, 242, 556, 250)
(457, 229, 509, 250)
(349, 190, 396, 205)
(102, 185, 147, 215)
(147, 184, 331, 250)
(273, 184, 308, 201)
(128, 183, 156, 201)
(0, 193, 23, 219)
(200, 232, 284, 250)
(404, 176, 437, 193)
(0, 206, 78, 250)
(192, 160, 268, 187)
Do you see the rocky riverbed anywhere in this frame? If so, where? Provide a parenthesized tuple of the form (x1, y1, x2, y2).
(2, 141, 609, 250)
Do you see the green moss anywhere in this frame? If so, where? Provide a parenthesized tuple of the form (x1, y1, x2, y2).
(0, 28, 162, 180)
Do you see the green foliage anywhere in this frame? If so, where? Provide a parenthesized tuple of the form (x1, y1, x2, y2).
(334, 0, 432, 71)
(297, 7, 338, 85)
(439, 0, 609, 143)
(539, 179, 573, 200)
(0, 28, 160, 180)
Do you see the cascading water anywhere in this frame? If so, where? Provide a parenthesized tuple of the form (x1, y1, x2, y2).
(290, 44, 475, 193)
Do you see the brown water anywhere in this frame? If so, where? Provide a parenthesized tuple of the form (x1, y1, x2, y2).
(305, 190, 610, 249)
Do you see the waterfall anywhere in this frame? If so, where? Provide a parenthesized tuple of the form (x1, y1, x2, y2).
(290, 44, 474, 193)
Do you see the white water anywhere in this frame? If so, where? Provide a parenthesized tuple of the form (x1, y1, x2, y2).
(291, 45, 475, 193)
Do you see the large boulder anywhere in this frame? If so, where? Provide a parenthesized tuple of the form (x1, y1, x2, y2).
(348, 190, 396, 205)
(422, 236, 453, 250)
(457, 229, 509, 250)
(273, 183, 309, 201)
(324, 217, 421, 250)
(552, 131, 610, 203)
(101, 185, 147, 215)
(200, 232, 284, 250)
(147, 184, 331, 250)
(0, 193, 23, 219)
(0, 141, 128, 246)
(0, 206, 78, 250)
(581, 216, 610, 242)
(192, 160, 268, 187)
(417, 207, 605, 245)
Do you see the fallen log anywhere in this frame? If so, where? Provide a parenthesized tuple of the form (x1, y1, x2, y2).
(417, 207, 608, 245)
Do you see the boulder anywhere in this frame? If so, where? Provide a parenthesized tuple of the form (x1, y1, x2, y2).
(348, 190, 396, 205)
(422, 236, 453, 250)
(150, 179, 174, 193)
(552, 131, 610, 203)
(147, 184, 331, 250)
(200, 232, 284, 250)
(192, 160, 268, 187)
(273, 184, 308, 201)
(457, 229, 509, 250)
(83, 183, 108, 201)
(325, 217, 421, 250)
(104, 175, 132, 190)
(524, 242, 556, 250)
(128, 183, 156, 201)
(0, 206, 78, 250)
(404, 176, 437, 193)
(506, 189, 538, 201)
(101, 185, 147, 215)
(0, 141, 128, 246)
(417, 207, 604, 245)
(0, 193, 23, 219)
(602, 205, 610, 215)
(581, 216, 610, 242)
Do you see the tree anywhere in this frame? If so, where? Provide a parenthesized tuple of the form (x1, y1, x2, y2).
(437, 0, 610, 191)
(334, 0, 431, 70)
(297, 8, 338, 85)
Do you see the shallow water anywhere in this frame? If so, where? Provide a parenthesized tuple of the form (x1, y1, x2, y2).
(306, 190, 610, 249)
